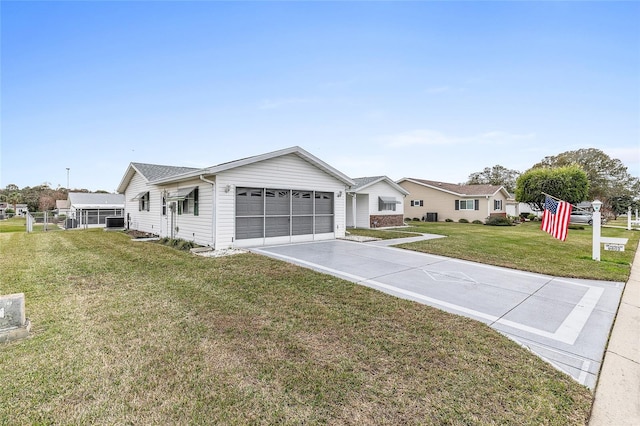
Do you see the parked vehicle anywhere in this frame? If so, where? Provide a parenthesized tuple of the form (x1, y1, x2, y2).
(570, 211, 606, 225)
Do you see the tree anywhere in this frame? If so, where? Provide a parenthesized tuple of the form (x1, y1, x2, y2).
(515, 166, 589, 211)
(467, 165, 520, 193)
(533, 148, 640, 212)
(6, 192, 22, 213)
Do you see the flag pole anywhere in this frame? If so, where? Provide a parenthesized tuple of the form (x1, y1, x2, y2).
(541, 192, 591, 213)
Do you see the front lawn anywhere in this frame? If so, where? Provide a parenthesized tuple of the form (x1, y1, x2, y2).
(391, 221, 638, 282)
(0, 230, 592, 424)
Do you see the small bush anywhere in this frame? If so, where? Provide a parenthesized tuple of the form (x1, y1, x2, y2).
(527, 214, 537, 221)
(472, 220, 484, 225)
(445, 218, 453, 222)
(458, 218, 469, 224)
(485, 216, 513, 226)
(412, 217, 421, 222)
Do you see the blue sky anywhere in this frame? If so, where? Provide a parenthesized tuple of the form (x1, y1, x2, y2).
(2, 1, 638, 192)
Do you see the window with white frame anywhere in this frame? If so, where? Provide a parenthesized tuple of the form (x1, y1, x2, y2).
(455, 199, 478, 210)
(494, 199, 502, 210)
(411, 200, 424, 207)
(378, 196, 398, 211)
(179, 188, 199, 216)
(138, 192, 150, 212)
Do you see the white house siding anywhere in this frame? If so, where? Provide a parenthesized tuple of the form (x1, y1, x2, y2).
(365, 181, 405, 217)
(346, 193, 370, 228)
(124, 172, 159, 234)
(213, 153, 347, 249)
(400, 181, 508, 223)
(160, 178, 215, 246)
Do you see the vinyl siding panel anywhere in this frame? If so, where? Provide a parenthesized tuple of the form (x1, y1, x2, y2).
(160, 178, 214, 246)
(366, 181, 405, 216)
(123, 172, 159, 234)
(214, 154, 347, 249)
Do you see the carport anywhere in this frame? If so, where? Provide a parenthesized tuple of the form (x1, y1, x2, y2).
(254, 239, 624, 389)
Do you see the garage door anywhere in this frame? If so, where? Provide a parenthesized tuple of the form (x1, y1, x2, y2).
(236, 187, 334, 241)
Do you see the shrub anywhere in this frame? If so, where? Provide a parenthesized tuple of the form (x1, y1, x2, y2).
(458, 218, 469, 223)
(472, 220, 484, 225)
(527, 214, 537, 221)
(485, 216, 513, 226)
(445, 218, 453, 222)
(412, 217, 421, 222)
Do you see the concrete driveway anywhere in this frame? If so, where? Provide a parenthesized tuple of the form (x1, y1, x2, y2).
(253, 238, 625, 389)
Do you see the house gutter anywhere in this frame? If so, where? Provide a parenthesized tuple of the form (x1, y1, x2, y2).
(199, 175, 216, 248)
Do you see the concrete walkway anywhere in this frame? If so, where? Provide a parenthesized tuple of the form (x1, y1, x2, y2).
(589, 247, 640, 425)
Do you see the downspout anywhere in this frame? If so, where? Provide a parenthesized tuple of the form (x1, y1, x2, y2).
(200, 175, 216, 248)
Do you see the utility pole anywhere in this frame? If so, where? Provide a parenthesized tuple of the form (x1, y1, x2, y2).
(66, 168, 70, 190)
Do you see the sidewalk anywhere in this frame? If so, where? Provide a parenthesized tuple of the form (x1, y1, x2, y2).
(589, 247, 640, 425)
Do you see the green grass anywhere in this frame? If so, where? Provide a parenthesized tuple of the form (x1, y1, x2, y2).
(0, 230, 592, 424)
(0, 216, 63, 233)
(392, 221, 638, 282)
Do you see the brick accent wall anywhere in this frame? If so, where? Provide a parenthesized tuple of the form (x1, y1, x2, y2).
(370, 214, 404, 228)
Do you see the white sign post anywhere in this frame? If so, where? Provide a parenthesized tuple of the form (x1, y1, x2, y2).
(592, 200, 602, 262)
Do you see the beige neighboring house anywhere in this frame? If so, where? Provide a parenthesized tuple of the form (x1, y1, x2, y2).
(398, 178, 511, 223)
(56, 199, 70, 217)
(346, 176, 409, 228)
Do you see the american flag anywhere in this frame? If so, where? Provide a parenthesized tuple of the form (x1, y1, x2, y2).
(541, 196, 573, 241)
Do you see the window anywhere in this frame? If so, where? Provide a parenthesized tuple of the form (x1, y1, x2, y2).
(378, 196, 398, 211)
(494, 199, 502, 211)
(455, 199, 479, 210)
(179, 188, 199, 215)
(138, 192, 150, 212)
(162, 194, 167, 216)
(411, 200, 424, 207)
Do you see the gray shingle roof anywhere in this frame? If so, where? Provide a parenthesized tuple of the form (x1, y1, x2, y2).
(351, 176, 385, 191)
(68, 192, 125, 206)
(132, 163, 199, 182)
(407, 178, 503, 196)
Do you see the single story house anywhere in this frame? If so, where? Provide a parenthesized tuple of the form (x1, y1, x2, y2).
(56, 199, 70, 217)
(0, 203, 28, 218)
(398, 178, 511, 223)
(116, 146, 354, 249)
(67, 192, 125, 228)
(346, 176, 409, 228)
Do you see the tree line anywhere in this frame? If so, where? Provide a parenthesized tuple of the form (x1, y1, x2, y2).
(466, 148, 640, 217)
(0, 183, 109, 213)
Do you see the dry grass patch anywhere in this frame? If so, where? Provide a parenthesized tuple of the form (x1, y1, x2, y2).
(0, 230, 592, 424)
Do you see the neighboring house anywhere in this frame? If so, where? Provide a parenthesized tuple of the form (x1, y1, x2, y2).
(116, 146, 354, 249)
(398, 178, 511, 223)
(0, 202, 28, 217)
(56, 199, 70, 217)
(67, 193, 125, 228)
(346, 176, 409, 228)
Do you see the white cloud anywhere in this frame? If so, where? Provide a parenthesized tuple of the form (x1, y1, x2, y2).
(380, 129, 536, 148)
(258, 97, 316, 110)
(380, 129, 457, 148)
(426, 86, 450, 94)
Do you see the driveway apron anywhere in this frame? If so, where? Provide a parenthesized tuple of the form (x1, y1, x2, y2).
(253, 239, 625, 390)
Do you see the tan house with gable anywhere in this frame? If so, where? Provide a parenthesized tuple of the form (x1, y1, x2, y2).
(397, 178, 511, 223)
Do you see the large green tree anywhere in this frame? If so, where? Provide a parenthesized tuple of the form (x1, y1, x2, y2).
(533, 148, 639, 211)
(467, 165, 520, 193)
(515, 166, 589, 211)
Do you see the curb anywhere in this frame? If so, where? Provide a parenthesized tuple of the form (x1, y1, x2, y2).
(589, 247, 640, 425)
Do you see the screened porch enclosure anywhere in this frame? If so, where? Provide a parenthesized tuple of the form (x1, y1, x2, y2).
(70, 208, 124, 227)
(235, 188, 334, 240)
